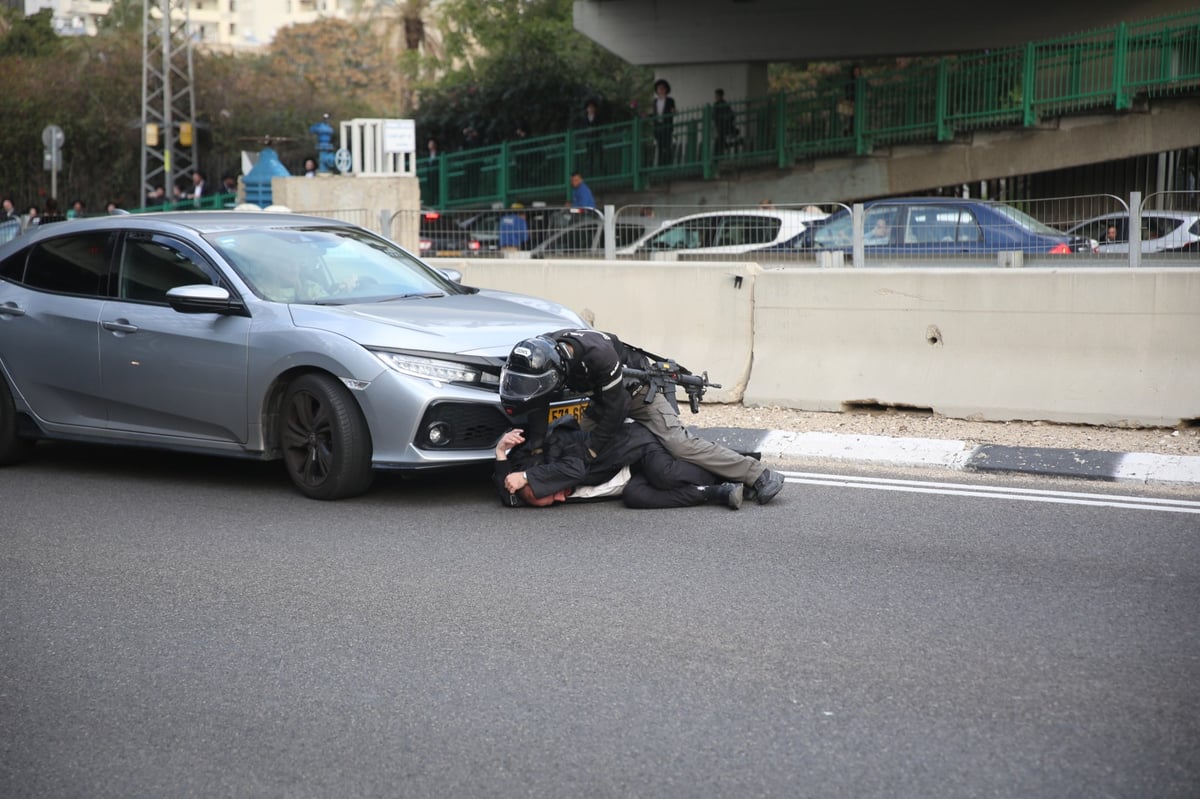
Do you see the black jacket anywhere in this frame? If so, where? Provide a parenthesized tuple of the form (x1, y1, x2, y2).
(493, 416, 664, 504)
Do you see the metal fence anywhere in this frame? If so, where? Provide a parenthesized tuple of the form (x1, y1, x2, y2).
(402, 194, 1198, 267)
(416, 11, 1200, 210)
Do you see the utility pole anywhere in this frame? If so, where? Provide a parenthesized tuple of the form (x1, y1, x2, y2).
(141, 0, 198, 203)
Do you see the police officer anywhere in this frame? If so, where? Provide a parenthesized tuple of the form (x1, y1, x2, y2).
(499, 329, 786, 505)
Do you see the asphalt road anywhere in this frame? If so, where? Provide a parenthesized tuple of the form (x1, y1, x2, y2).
(2, 443, 1198, 798)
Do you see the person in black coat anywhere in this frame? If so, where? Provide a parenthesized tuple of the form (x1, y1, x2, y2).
(650, 79, 676, 166)
(493, 417, 743, 509)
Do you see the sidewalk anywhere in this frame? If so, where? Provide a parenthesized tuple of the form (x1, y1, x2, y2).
(692, 426, 1200, 488)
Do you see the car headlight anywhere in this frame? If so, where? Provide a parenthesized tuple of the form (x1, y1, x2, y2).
(373, 352, 500, 387)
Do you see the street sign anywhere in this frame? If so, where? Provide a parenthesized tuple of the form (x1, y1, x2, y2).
(42, 125, 64, 196)
(42, 125, 64, 150)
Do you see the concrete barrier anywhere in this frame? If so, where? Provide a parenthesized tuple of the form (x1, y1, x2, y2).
(749, 267, 1200, 426)
(430, 258, 758, 404)
(429, 258, 1200, 427)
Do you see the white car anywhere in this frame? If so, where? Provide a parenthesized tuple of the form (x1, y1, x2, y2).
(618, 208, 828, 258)
(1067, 210, 1200, 255)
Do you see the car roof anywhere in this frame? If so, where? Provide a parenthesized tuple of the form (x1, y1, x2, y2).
(1070, 210, 1200, 223)
(656, 208, 827, 222)
(8, 211, 356, 241)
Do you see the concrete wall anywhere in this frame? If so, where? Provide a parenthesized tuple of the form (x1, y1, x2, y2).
(271, 175, 422, 252)
(430, 257, 1200, 427)
(433, 258, 759, 404)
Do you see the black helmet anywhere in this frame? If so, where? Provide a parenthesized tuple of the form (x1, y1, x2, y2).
(500, 336, 566, 412)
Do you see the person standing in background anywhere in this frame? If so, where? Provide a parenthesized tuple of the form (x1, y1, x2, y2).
(650, 79, 676, 166)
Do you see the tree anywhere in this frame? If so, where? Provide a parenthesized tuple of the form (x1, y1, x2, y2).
(412, 0, 649, 147)
(0, 9, 62, 59)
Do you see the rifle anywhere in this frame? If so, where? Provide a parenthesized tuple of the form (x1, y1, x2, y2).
(623, 360, 722, 414)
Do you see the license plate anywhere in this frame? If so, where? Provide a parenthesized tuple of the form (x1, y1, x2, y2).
(548, 400, 587, 424)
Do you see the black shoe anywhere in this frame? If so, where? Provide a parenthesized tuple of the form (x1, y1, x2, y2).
(751, 469, 785, 505)
(712, 482, 743, 510)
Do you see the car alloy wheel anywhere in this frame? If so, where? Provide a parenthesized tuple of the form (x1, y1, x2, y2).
(280, 373, 373, 500)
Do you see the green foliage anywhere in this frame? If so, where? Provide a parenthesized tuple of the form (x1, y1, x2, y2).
(0, 9, 62, 59)
(0, 0, 651, 210)
(415, 0, 649, 148)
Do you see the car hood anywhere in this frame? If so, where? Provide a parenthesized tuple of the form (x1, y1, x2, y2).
(287, 288, 583, 357)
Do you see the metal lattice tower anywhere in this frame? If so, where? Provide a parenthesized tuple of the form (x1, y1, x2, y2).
(140, 0, 198, 201)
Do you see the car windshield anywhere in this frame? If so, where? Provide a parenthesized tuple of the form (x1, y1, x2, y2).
(208, 225, 462, 304)
(990, 203, 1063, 236)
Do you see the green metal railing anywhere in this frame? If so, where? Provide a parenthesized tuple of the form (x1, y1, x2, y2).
(133, 193, 239, 213)
(419, 11, 1200, 210)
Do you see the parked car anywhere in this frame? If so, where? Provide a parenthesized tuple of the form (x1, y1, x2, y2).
(460, 205, 581, 255)
(418, 210, 472, 257)
(766, 198, 1095, 258)
(529, 214, 659, 258)
(1066, 210, 1200, 255)
(0, 212, 587, 499)
(617, 208, 827, 258)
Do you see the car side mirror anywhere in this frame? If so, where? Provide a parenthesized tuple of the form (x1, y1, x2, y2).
(166, 284, 249, 316)
(438, 268, 463, 283)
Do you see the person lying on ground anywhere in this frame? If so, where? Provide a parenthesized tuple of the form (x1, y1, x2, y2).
(492, 416, 743, 509)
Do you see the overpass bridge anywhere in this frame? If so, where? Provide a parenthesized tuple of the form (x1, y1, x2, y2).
(417, 11, 1200, 212)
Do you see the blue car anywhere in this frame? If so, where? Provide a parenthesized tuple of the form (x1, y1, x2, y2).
(757, 198, 1095, 259)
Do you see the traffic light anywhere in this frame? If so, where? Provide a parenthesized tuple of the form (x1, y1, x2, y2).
(179, 122, 193, 147)
(145, 123, 159, 147)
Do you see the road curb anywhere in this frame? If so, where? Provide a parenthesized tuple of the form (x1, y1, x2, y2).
(691, 426, 1200, 488)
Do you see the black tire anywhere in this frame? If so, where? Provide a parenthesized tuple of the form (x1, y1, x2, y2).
(0, 375, 35, 466)
(280, 373, 374, 500)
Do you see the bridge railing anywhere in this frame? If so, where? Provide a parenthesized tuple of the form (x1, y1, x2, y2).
(416, 11, 1200, 210)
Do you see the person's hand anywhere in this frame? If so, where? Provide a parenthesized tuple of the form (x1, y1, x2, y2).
(504, 471, 528, 493)
(496, 428, 524, 458)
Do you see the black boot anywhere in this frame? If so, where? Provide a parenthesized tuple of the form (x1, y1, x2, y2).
(708, 482, 743, 510)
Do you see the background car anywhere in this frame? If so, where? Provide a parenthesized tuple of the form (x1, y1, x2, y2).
(418, 210, 472, 257)
(0, 212, 587, 500)
(1067, 210, 1200, 255)
(617, 208, 827, 258)
(459, 205, 581, 255)
(529, 216, 659, 258)
(787, 198, 1095, 257)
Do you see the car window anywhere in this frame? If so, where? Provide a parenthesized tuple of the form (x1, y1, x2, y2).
(614, 224, 650, 249)
(1144, 217, 1179, 240)
(863, 207, 900, 245)
(1075, 217, 1122, 243)
(21, 232, 116, 296)
(118, 233, 217, 303)
(648, 218, 710, 249)
(903, 206, 980, 245)
(812, 212, 853, 248)
(717, 216, 780, 246)
(211, 225, 461, 304)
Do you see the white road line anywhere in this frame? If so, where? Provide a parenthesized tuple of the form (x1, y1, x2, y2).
(779, 471, 1200, 515)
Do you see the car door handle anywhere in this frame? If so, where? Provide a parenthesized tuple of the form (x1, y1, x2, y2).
(102, 319, 139, 333)
(0, 302, 25, 317)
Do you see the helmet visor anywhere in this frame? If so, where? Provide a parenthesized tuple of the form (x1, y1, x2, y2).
(499, 367, 560, 404)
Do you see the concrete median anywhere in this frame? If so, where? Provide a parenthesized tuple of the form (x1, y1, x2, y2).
(430, 258, 1200, 427)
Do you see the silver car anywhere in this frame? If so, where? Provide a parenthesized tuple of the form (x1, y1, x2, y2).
(0, 212, 586, 499)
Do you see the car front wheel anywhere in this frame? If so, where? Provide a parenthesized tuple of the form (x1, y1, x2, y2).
(280, 373, 374, 500)
(0, 375, 35, 466)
